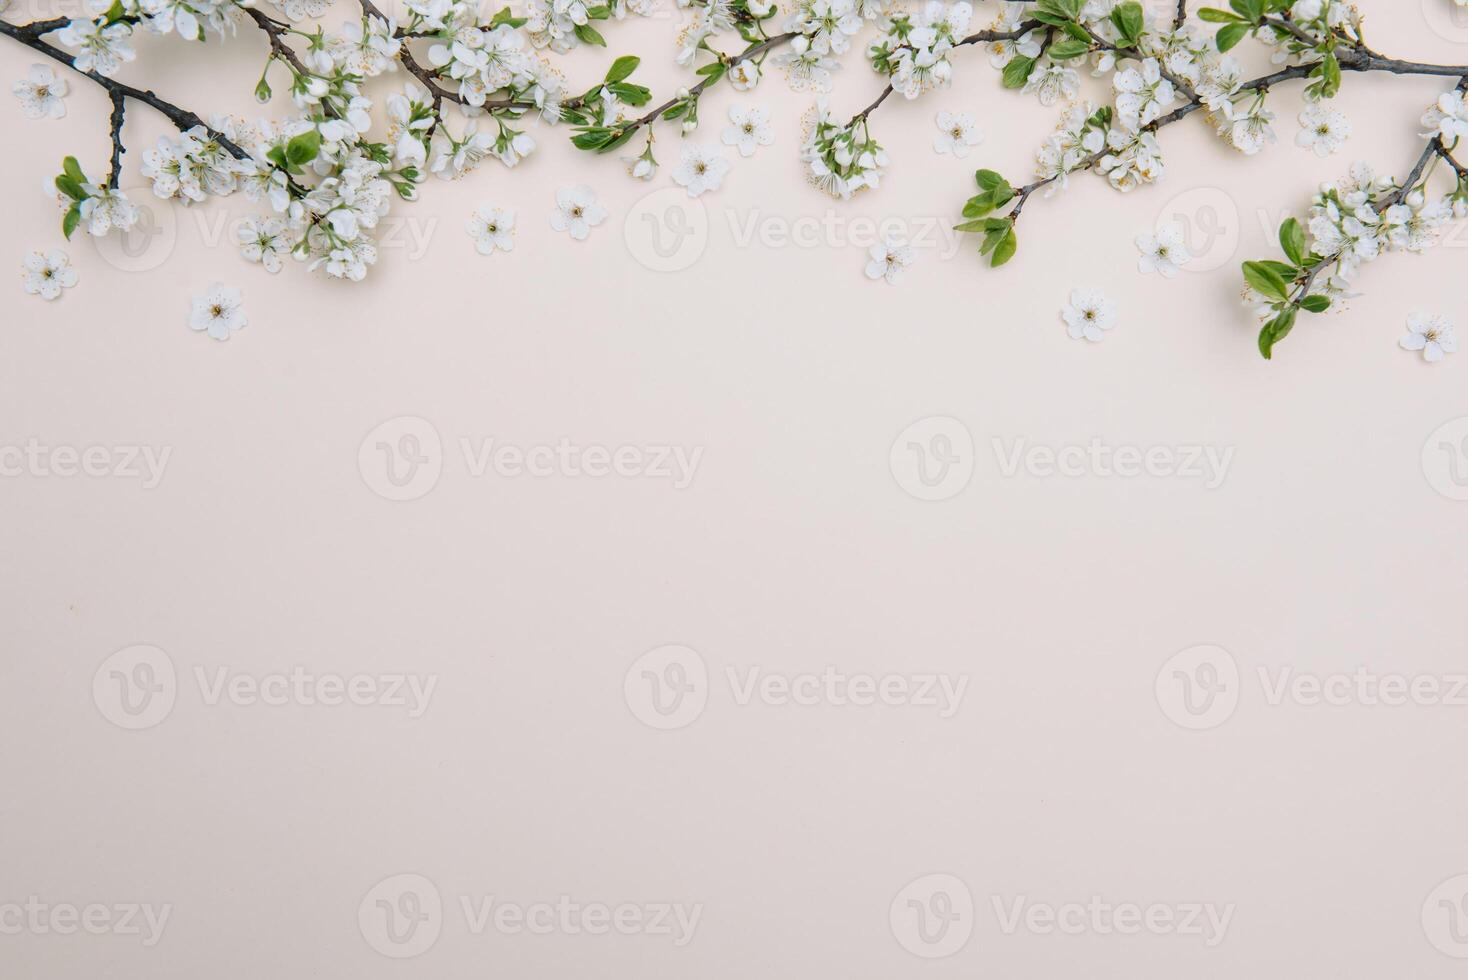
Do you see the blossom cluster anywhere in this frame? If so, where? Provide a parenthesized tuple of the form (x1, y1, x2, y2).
(800, 98, 887, 198)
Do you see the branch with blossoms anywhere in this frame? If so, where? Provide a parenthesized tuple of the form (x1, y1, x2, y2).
(4, 0, 1467, 357)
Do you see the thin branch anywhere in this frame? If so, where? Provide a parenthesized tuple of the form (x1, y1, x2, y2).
(244, 7, 314, 79)
(106, 89, 126, 188)
(847, 20, 1044, 128)
(0, 18, 252, 163)
(1174, 0, 1187, 31)
(625, 31, 797, 133)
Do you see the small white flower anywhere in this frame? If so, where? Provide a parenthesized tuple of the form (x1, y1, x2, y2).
(468, 203, 516, 254)
(1135, 222, 1192, 278)
(1062, 288, 1117, 342)
(188, 282, 247, 341)
(235, 217, 289, 273)
(671, 144, 730, 197)
(21, 249, 78, 300)
(549, 185, 607, 240)
(12, 64, 68, 119)
(728, 58, 761, 91)
(932, 110, 982, 158)
(864, 235, 913, 284)
(1296, 104, 1350, 157)
(721, 106, 774, 158)
(1421, 88, 1468, 144)
(1400, 312, 1458, 363)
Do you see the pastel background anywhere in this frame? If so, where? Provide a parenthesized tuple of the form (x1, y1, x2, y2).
(3, 0, 1468, 976)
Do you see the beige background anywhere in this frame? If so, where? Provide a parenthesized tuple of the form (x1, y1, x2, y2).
(4, 0, 1468, 975)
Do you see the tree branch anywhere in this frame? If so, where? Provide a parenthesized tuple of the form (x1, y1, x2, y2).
(106, 88, 126, 188)
(0, 18, 252, 163)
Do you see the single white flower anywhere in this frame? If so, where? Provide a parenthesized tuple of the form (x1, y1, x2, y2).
(549, 185, 606, 240)
(864, 235, 913, 284)
(728, 58, 761, 91)
(671, 144, 730, 196)
(236, 217, 289, 273)
(721, 106, 774, 158)
(1062, 288, 1117, 342)
(1400, 312, 1458, 363)
(1421, 88, 1468, 144)
(932, 110, 982, 158)
(12, 64, 68, 119)
(1296, 104, 1350, 157)
(21, 249, 78, 300)
(468, 203, 516, 254)
(1135, 222, 1192, 278)
(188, 282, 247, 341)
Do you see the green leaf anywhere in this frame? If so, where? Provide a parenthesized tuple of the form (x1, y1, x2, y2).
(55, 174, 86, 201)
(607, 81, 651, 106)
(604, 55, 640, 83)
(574, 22, 606, 46)
(1196, 7, 1240, 21)
(1278, 218, 1306, 267)
(1319, 51, 1341, 97)
(1242, 260, 1291, 302)
(62, 156, 86, 184)
(1299, 294, 1331, 313)
(1047, 38, 1091, 60)
(285, 129, 322, 167)
(1110, 2, 1144, 45)
(1002, 55, 1035, 89)
(489, 7, 528, 25)
(991, 228, 1018, 267)
(975, 169, 1007, 191)
(62, 205, 80, 239)
(1257, 308, 1297, 359)
(1215, 21, 1248, 51)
